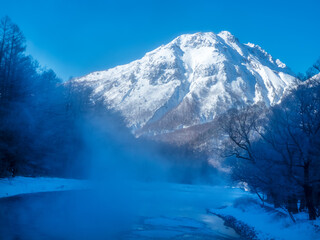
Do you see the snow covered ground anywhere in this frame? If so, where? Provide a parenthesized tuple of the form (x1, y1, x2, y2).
(0, 176, 91, 198)
(210, 197, 320, 240)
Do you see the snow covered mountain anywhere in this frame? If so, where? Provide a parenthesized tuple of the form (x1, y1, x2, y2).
(74, 31, 296, 136)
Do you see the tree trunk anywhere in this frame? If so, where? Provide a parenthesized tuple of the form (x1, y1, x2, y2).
(299, 198, 306, 212)
(304, 184, 317, 220)
(271, 192, 281, 208)
(304, 163, 317, 220)
(316, 190, 320, 217)
(287, 196, 299, 214)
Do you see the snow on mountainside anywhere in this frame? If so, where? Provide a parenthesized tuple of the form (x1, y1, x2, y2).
(74, 31, 296, 135)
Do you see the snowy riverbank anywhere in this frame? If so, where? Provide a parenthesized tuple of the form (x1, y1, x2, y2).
(0, 176, 91, 198)
(209, 197, 320, 240)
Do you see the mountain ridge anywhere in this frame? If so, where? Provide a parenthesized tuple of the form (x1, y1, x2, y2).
(73, 31, 297, 136)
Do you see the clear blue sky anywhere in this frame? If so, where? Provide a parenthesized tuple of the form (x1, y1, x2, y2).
(1, 0, 319, 80)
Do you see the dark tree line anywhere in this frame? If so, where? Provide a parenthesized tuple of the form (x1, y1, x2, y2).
(219, 71, 320, 220)
(0, 16, 95, 178)
(297, 57, 320, 81)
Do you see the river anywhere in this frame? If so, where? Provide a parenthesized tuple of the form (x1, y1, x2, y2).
(0, 182, 246, 239)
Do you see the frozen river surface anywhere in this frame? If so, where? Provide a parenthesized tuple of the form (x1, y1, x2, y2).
(0, 181, 246, 239)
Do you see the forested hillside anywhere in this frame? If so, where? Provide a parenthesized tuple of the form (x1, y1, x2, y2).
(0, 16, 97, 178)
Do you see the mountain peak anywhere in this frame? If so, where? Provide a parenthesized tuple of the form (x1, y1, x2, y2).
(74, 32, 297, 133)
(169, 31, 238, 50)
(171, 32, 218, 49)
(217, 30, 237, 42)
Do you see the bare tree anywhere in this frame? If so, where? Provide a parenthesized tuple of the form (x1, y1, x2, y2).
(219, 79, 320, 220)
(264, 79, 320, 220)
(298, 57, 320, 81)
